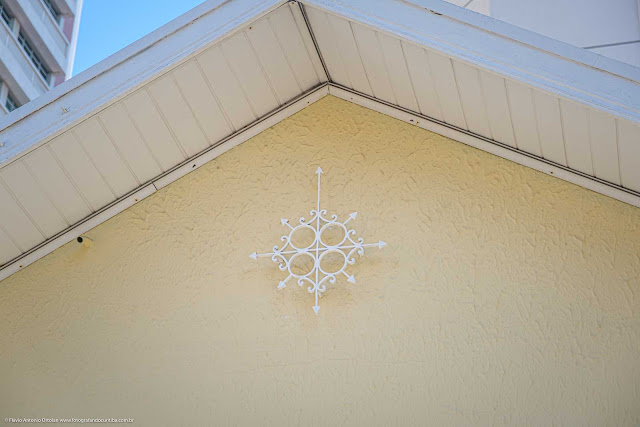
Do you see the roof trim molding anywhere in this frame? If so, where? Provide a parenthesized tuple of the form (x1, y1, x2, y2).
(0, 0, 285, 167)
(301, 0, 640, 124)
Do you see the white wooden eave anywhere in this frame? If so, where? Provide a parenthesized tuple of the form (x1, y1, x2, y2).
(0, 0, 639, 281)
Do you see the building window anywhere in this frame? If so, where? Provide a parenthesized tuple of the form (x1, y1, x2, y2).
(0, 1, 12, 26)
(17, 31, 49, 81)
(5, 94, 17, 112)
(41, 0, 59, 23)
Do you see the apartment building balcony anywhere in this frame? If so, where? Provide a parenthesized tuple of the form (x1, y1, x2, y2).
(53, 0, 76, 17)
(6, 0, 69, 74)
(0, 15, 49, 102)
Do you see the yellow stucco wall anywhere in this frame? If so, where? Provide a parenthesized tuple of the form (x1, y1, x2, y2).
(1, 96, 640, 426)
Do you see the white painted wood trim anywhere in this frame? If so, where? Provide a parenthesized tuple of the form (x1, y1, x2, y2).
(302, 0, 640, 124)
(0, 84, 329, 282)
(328, 84, 640, 209)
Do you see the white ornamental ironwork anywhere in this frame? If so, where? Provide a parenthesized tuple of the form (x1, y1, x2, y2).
(250, 167, 386, 314)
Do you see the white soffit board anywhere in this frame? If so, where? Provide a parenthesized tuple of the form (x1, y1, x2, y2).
(302, 1, 640, 197)
(0, 2, 327, 273)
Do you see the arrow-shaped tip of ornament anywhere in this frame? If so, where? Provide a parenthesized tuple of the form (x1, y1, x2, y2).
(347, 274, 356, 284)
(315, 167, 324, 175)
(349, 212, 358, 220)
(277, 281, 286, 289)
(378, 241, 387, 248)
(312, 305, 320, 314)
(250, 252, 257, 260)
(280, 218, 289, 226)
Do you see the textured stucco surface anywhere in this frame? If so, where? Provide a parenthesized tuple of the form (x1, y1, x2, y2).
(1, 96, 640, 426)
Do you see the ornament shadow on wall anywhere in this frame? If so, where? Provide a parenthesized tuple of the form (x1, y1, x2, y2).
(250, 167, 386, 314)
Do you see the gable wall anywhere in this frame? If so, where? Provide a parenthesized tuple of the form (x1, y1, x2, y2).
(1, 96, 639, 425)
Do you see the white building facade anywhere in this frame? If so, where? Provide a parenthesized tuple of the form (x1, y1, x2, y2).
(0, 0, 82, 116)
(447, 0, 640, 68)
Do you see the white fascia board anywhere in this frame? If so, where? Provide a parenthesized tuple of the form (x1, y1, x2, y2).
(302, 0, 640, 124)
(0, 0, 285, 167)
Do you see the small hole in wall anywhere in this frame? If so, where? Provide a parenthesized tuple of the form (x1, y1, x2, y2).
(19, 265, 23, 268)
(193, 164, 196, 168)
(550, 171, 554, 175)
(135, 198, 139, 202)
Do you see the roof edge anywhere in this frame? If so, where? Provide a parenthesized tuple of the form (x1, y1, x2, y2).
(302, 0, 640, 124)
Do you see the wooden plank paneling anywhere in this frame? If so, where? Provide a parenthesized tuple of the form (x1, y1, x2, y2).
(351, 23, 396, 102)
(506, 81, 541, 157)
(304, 7, 350, 86)
(246, 17, 302, 103)
(560, 100, 593, 175)
(221, 32, 279, 117)
(428, 51, 466, 129)
(148, 75, 210, 158)
(99, 102, 162, 184)
(197, 45, 256, 131)
(402, 42, 443, 121)
(617, 119, 640, 192)
(24, 147, 91, 225)
(378, 34, 419, 111)
(0, 226, 21, 265)
(123, 90, 185, 171)
(588, 110, 620, 185)
(533, 92, 567, 166)
(172, 60, 232, 145)
(271, 5, 321, 90)
(73, 117, 139, 196)
(49, 132, 114, 211)
(479, 70, 515, 147)
(325, 14, 373, 96)
(453, 60, 491, 138)
(0, 181, 42, 252)
(0, 161, 67, 238)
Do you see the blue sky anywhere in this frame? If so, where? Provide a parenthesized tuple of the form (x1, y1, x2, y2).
(72, 0, 206, 76)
